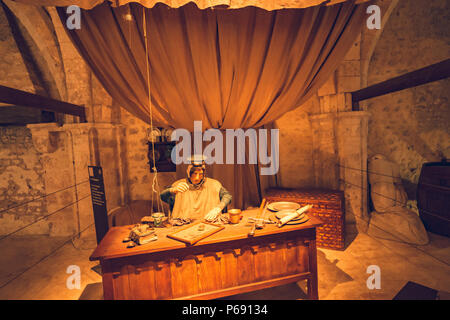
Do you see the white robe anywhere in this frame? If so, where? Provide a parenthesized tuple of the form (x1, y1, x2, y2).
(171, 178, 222, 220)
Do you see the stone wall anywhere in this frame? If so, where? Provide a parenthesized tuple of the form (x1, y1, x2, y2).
(366, 0, 450, 208)
(0, 5, 34, 93)
(120, 108, 176, 204)
(0, 127, 48, 235)
(274, 0, 449, 227)
(0, 2, 126, 236)
(275, 98, 315, 188)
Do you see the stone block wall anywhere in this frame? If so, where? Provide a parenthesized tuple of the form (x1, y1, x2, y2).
(0, 127, 48, 235)
(366, 0, 450, 208)
(0, 5, 34, 93)
(274, 0, 449, 229)
(275, 97, 315, 188)
(120, 108, 176, 205)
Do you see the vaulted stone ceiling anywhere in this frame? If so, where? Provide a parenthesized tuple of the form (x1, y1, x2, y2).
(0, 1, 66, 124)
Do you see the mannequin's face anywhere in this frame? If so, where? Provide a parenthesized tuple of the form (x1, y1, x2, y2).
(190, 168, 204, 185)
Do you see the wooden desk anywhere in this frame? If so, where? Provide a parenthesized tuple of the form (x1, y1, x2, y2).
(90, 209, 322, 300)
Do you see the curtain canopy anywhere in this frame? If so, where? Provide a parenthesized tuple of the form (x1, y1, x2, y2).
(14, 0, 369, 10)
(51, 0, 370, 209)
(57, 1, 369, 130)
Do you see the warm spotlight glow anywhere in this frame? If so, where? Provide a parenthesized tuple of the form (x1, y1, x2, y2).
(124, 13, 133, 21)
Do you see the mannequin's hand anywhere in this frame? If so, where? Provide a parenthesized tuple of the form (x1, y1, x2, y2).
(204, 207, 222, 222)
(171, 182, 189, 194)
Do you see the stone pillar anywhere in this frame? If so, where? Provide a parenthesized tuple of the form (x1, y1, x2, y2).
(310, 113, 339, 190)
(309, 111, 370, 232)
(27, 123, 76, 237)
(336, 111, 370, 232)
(309, 30, 370, 233)
(309, 92, 353, 190)
(27, 122, 126, 238)
(65, 123, 127, 239)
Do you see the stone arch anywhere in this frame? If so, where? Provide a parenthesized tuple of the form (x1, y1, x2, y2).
(3, 1, 114, 124)
(3, 0, 67, 101)
(360, 0, 399, 91)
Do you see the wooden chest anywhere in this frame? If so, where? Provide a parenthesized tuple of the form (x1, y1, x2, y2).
(265, 188, 345, 250)
(417, 162, 450, 237)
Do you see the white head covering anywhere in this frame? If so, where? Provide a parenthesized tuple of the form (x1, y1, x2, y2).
(186, 154, 207, 188)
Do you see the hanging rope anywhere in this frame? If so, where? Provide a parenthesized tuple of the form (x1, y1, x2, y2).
(128, 4, 132, 49)
(142, 7, 164, 215)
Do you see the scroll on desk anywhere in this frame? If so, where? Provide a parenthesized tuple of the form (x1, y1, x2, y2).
(278, 205, 313, 227)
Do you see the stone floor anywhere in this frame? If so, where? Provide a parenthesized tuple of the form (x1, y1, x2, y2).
(0, 226, 449, 300)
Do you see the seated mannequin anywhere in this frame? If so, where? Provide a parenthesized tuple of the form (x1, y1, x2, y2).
(160, 155, 232, 224)
(368, 154, 429, 245)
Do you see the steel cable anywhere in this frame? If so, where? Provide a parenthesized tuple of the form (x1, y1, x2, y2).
(336, 163, 415, 180)
(0, 193, 91, 242)
(0, 179, 89, 215)
(339, 178, 412, 207)
(339, 179, 449, 267)
(0, 211, 101, 290)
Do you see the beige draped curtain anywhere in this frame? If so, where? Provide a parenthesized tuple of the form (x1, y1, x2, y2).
(51, 0, 370, 208)
(173, 123, 279, 210)
(56, 1, 369, 130)
(14, 0, 369, 10)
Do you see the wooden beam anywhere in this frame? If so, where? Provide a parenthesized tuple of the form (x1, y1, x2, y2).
(352, 58, 450, 110)
(0, 85, 86, 121)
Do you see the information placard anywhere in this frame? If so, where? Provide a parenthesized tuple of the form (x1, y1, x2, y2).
(88, 166, 108, 244)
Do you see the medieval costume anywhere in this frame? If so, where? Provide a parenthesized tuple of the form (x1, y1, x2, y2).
(160, 156, 232, 222)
